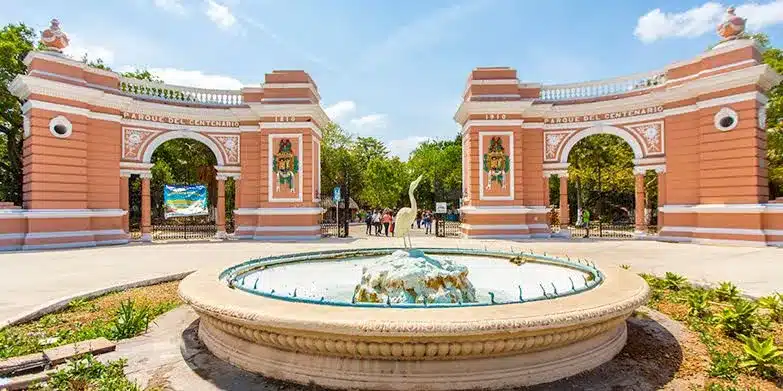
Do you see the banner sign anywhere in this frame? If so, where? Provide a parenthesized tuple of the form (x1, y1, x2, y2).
(164, 184, 208, 218)
(333, 187, 341, 203)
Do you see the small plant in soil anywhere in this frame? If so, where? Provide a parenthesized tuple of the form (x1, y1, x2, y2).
(715, 299, 759, 338)
(738, 335, 783, 380)
(708, 350, 740, 380)
(663, 272, 687, 291)
(757, 293, 783, 322)
(715, 281, 741, 302)
(687, 290, 712, 319)
(619, 264, 630, 270)
(110, 299, 151, 340)
(31, 354, 140, 391)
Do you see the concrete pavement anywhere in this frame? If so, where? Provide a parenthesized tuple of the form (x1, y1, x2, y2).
(1, 235, 782, 326)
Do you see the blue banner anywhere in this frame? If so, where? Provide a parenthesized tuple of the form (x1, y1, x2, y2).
(164, 184, 208, 218)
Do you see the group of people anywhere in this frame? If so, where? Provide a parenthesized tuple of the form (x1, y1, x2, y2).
(364, 209, 437, 237)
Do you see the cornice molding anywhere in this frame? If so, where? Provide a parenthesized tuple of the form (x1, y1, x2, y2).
(248, 103, 330, 129)
(454, 100, 533, 125)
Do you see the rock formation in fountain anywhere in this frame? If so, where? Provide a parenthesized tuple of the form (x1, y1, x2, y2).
(353, 249, 477, 304)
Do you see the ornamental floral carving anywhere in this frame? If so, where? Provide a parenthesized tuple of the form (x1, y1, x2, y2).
(212, 134, 240, 165)
(122, 128, 158, 160)
(625, 121, 664, 155)
(544, 132, 570, 161)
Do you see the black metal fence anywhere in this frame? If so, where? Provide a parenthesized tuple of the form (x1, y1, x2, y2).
(320, 221, 348, 237)
(555, 223, 658, 239)
(129, 219, 219, 241)
(435, 220, 461, 238)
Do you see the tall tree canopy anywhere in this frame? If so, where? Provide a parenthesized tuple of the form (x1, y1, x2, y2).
(0, 24, 36, 204)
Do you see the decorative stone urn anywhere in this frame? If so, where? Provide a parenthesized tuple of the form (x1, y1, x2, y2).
(40, 19, 69, 52)
(717, 7, 746, 41)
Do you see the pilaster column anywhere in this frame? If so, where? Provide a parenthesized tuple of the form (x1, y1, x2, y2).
(634, 168, 646, 234)
(234, 177, 241, 210)
(656, 166, 666, 231)
(216, 174, 227, 239)
(140, 172, 152, 242)
(543, 174, 550, 207)
(559, 174, 569, 228)
(119, 173, 130, 233)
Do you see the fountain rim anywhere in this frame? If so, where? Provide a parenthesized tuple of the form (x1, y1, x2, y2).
(220, 247, 605, 308)
(179, 247, 650, 337)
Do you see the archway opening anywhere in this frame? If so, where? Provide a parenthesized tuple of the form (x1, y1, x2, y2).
(550, 133, 658, 235)
(129, 138, 236, 239)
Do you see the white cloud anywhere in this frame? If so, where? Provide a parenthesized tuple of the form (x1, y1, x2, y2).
(737, 1, 783, 30)
(205, 0, 236, 30)
(350, 114, 388, 132)
(154, 0, 187, 15)
(325, 101, 357, 121)
(118, 66, 244, 89)
(388, 136, 431, 160)
(63, 35, 116, 65)
(634, 1, 783, 43)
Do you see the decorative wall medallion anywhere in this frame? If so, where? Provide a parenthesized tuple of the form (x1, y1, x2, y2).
(625, 121, 664, 155)
(48, 116, 72, 139)
(273, 139, 299, 193)
(212, 134, 240, 165)
(483, 137, 510, 190)
(544, 132, 569, 161)
(122, 128, 158, 160)
(758, 106, 767, 129)
(714, 107, 739, 132)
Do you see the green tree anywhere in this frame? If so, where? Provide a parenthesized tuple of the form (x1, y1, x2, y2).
(0, 24, 36, 204)
(754, 33, 783, 198)
(567, 134, 635, 222)
(360, 157, 409, 209)
(320, 123, 363, 203)
(407, 134, 462, 210)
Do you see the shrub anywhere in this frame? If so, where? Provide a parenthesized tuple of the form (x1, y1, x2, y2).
(110, 299, 151, 340)
(708, 351, 740, 380)
(739, 335, 783, 379)
(715, 300, 759, 338)
(619, 264, 630, 270)
(715, 282, 741, 302)
(687, 290, 712, 319)
(31, 355, 140, 391)
(663, 272, 687, 291)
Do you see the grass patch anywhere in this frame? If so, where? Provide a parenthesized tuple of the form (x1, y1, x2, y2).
(0, 281, 181, 359)
(641, 273, 783, 390)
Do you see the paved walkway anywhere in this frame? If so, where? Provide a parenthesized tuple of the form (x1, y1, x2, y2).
(1, 235, 782, 326)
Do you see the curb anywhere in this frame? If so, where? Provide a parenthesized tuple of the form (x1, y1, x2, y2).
(0, 271, 194, 330)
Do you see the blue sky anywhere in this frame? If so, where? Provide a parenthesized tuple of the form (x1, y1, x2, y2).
(4, 0, 783, 158)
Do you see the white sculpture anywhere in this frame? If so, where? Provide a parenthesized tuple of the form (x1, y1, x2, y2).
(394, 174, 423, 248)
(352, 250, 477, 304)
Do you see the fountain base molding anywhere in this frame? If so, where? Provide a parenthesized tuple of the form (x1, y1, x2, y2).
(198, 317, 627, 390)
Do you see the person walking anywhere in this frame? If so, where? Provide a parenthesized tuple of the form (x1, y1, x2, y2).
(423, 211, 433, 235)
(373, 211, 382, 235)
(365, 211, 373, 235)
(391, 213, 396, 236)
(582, 209, 591, 238)
(382, 211, 392, 237)
(416, 211, 422, 229)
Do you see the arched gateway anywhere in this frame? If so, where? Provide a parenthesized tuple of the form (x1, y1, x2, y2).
(456, 36, 783, 246)
(0, 20, 326, 250)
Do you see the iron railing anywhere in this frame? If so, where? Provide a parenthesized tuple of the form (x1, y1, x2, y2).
(435, 220, 461, 238)
(557, 223, 659, 239)
(320, 221, 343, 238)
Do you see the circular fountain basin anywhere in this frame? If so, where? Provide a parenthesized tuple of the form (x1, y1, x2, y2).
(179, 248, 649, 390)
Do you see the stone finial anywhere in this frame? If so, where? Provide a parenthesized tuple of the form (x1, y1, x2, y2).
(716, 6, 746, 41)
(40, 19, 69, 52)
